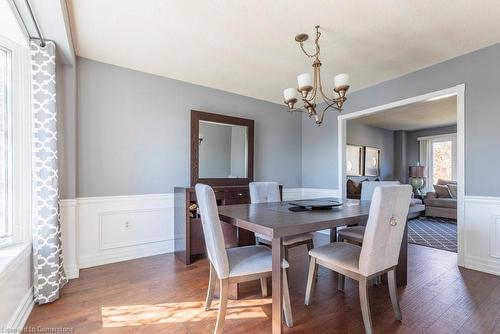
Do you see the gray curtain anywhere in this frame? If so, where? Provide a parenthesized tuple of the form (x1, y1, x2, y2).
(31, 40, 67, 304)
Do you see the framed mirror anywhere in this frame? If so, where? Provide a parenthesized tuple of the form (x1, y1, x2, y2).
(191, 110, 254, 186)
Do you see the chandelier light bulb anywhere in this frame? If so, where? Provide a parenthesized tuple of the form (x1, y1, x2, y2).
(283, 88, 297, 102)
(297, 73, 313, 90)
(334, 73, 350, 89)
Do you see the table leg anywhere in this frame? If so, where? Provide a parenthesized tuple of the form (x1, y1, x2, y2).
(330, 227, 337, 243)
(396, 221, 408, 286)
(272, 237, 283, 334)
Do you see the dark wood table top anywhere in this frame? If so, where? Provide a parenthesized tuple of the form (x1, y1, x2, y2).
(219, 198, 425, 238)
(218, 198, 368, 238)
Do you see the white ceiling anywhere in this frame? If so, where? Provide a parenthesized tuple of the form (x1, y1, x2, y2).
(67, 0, 500, 104)
(352, 96, 457, 131)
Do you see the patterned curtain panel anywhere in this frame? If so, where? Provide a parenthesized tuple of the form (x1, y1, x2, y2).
(31, 40, 67, 304)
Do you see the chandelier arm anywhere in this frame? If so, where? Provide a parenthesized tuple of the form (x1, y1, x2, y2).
(316, 66, 335, 103)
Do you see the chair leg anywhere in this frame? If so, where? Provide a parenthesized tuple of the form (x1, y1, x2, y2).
(205, 263, 216, 311)
(304, 257, 318, 305)
(214, 279, 228, 334)
(260, 277, 268, 297)
(359, 277, 373, 334)
(388, 268, 402, 321)
(306, 239, 319, 281)
(338, 273, 345, 291)
(282, 268, 293, 327)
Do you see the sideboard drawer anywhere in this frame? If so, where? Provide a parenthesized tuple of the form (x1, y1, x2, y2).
(224, 190, 250, 205)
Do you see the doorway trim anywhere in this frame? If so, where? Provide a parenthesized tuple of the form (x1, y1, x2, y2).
(337, 84, 465, 266)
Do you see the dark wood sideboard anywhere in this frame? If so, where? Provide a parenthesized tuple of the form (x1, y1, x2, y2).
(174, 185, 283, 265)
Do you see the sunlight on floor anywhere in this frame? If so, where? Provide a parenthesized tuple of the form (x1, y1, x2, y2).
(101, 299, 271, 327)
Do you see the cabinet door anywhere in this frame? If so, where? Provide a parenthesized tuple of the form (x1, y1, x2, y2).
(224, 189, 250, 205)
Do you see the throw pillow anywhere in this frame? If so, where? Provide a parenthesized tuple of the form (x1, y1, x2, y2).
(447, 184, 458, 199)
(434, 184, 451, 198)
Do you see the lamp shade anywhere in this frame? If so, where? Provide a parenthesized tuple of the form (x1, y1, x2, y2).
(334, 73, 350, 88)
(409, 165, 427, 178)
(297, 73, 312, 90)
(283, 88, 297, 102)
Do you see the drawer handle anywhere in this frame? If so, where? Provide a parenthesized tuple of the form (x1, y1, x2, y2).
(237, 193, 243, 196)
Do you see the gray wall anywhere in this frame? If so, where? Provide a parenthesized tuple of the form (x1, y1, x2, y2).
(393, 130, 407, 183)
(77, 57, 302, 197)
(302, 42, 500, 196)
(199, 122, 232, 178)
(56, 63, 77, 199)
(301, 116, 339, 188)
(406, 125, 457, 166)
(346, 121, 394, 181)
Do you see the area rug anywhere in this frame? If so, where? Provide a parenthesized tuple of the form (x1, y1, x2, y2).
(408, 216, 457, 252)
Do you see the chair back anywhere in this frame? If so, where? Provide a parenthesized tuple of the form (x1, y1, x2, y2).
(358, 185, 412, 277)
(361, 181, 400, 200)
(249, 182, 280, 204)
(195, 184, 229, 279)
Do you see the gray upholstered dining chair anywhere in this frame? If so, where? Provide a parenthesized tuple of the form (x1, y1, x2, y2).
(196, 184, 293, 334)
(249, 181, 314, 259)
(305, 185, 412, 334)
(338, 181, 401, 244)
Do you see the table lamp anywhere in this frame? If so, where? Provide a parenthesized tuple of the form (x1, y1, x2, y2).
(409, 164, 427, 196)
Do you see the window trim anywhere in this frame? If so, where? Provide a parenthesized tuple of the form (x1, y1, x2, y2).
(418, 133, 457, 192)
(0, 34, 31, 248)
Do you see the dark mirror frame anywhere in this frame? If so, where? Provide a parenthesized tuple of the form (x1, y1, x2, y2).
(191, 110, 254, 186)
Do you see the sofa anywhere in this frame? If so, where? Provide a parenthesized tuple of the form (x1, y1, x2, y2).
(347, 179, 423, 219)
(425, 179, 457, 220)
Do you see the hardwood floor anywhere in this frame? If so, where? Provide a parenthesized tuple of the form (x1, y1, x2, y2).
(26, 234, 500, 333)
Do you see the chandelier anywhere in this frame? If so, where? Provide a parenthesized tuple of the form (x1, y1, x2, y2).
(283, 25, 350, 125)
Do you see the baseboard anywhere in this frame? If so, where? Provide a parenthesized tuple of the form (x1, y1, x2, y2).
(78, 239, 174, 269)
(464, 255, 500, 276)
(7, 286, 34, 330)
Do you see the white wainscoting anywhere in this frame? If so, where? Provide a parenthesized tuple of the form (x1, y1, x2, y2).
(59, 188, 339, 278)
(464, 196, 500, 276)
(60, 194, 175, 277)
(283, 188, 340, 201)
(60, 199, 79, 279)
(60, 191, 500, 280)
(0, 244, 33, 329)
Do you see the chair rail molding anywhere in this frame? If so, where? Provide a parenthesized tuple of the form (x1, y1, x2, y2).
(464, 195, 500, 276)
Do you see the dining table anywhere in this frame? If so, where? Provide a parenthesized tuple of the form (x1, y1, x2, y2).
(218, 197, 424, 334)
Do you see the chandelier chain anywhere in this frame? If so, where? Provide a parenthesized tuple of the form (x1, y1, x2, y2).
(299, 26, 321, 58)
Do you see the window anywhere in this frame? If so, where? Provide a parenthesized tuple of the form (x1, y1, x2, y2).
(431, 140, 453, 185)
(0, 46, 12, 243)
(419, 134, 457, 191)
(0, 3, 31, 248)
